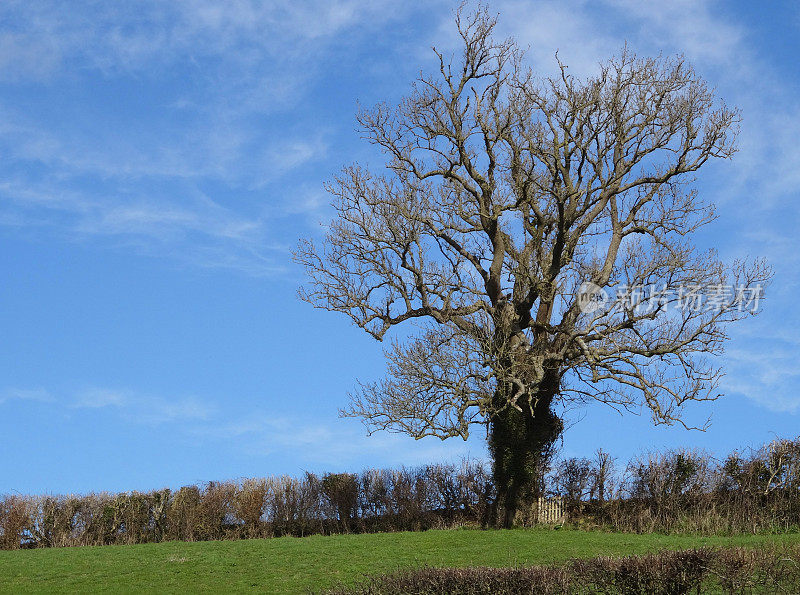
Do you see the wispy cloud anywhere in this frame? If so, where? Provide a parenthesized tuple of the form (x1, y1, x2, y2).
(0, 387, 53, 405)
(189, 414, 483, 469)
(723, 346, 800, 414)
(0, 385, 481, 468)
(70, 388, 215, 425)
(0, 176, 286, 275)
(0, 1, 414, 274)
(0, 386, 215, 425)
(0, 1, 412, 81)
(604, 0, 744, 68)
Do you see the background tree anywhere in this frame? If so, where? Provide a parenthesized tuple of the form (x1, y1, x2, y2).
(590, 449, 615, 503)
(553, 457, 592, 516)
(296, 7, 770, 527)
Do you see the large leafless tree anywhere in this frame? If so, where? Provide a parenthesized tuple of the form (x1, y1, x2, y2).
(296, 8, 770, 526)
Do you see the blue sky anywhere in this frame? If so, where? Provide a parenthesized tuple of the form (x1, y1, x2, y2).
(1, 0, 800, 495)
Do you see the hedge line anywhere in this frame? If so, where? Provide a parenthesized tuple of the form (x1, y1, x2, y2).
(330, 547, 800, 594)
(4, 436, 800, 549)
(0, 462, 492, 549)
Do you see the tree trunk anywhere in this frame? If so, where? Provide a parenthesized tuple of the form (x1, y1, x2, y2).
(488, 387, 563, 528)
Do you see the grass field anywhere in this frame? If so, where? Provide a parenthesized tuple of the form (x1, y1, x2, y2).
(2, 528, 799, 593)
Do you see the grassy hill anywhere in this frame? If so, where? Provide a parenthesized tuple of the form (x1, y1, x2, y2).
(2, 528, 799, 593)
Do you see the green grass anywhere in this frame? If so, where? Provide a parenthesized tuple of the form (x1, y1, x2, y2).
(1, 529, 799, 593)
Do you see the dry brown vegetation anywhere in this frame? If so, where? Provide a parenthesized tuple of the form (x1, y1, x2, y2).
(329, 547, 800, 594)
(3, 437, 800, 550)
(549, 438, 800, 534)
(0, 461, 492, 549)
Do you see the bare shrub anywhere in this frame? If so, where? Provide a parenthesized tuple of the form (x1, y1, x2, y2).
(386, 468, 431, 531)
(26, 495, 86, 548)
(572, 549, 709, 594)
(196, 481, 237, 540)
(590, 450, 616, 504)
(579, 438, 800, 535)
(321, 473, 359, 533)
(235, 479, 267, 539)
(267, 475, 322, 537)
(329, 547, 800, 594)
(7, 437, 800, 550)
(0, 495, 29, 550)
(330, 565, 573, 595)
(2, 462, 493, 549)
(165, 485, 202, 541)
(552, 458, 592, 516)
(359, 469, 390, 527)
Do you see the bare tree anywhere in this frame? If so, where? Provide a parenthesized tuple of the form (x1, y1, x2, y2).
(591, 449, 616, 503)
(553, 457, 592, 514)
(296, 7, 771, 527)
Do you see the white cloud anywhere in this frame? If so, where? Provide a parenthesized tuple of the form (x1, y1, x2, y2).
(490, 0, 745, 70)
(0, 385, 483, 467)
(494, 0, 620, 78)
(0, 387, 53, 404)
(0, 1, 412, 81)
(604, 0, 744, 68)
(70, 388, 216, 425)
(723, 346, 800, 413)
(0, 176, 285, 275)
(190, 414, 484, 469)
(0, 1, 408, 274)
(720, 314, 800, 414)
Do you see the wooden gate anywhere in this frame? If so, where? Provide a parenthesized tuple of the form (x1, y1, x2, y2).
(537, 496, 565, 524)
